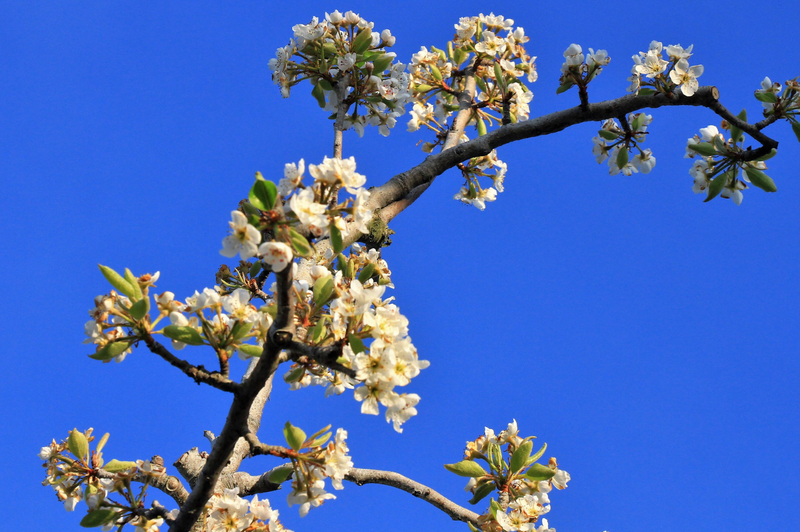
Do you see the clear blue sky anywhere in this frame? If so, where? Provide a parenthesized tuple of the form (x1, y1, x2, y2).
(3, 2, 798, 531)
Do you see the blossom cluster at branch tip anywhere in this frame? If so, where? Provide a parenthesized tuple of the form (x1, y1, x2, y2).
(685, 121, 776, 205)
(448, 421, 570, 532)
(558, 43, 610, 94)
(39, 429, 179, 532)
(268, 11, 412, 137)
(627, 41, 703, 97)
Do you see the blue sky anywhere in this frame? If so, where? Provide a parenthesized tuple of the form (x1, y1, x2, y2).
(3, 2, 799, 531)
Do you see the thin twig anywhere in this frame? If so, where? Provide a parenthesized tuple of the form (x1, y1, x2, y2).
(345, 468, 481, 525)
(143, 335, 239, 393)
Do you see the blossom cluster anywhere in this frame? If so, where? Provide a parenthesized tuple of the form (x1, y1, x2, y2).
(591, 113, 656, 175)
(453, 149, 506, 210)
(627, 41, 703, 97)
(558, 43, 610, 94)
(39, 429, 178, 532)
(201, 488, 290, 532)
(755, 76, 800, 141)
(444, 421, 569, 532)
(407, 12, 537, 148)
(685, 120, 776, 205)
(269, 10, 413, 137)
(284, 243, 430, 432)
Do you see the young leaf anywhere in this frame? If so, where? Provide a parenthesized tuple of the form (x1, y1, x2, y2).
(250, 178, 278, 211)
(267, 464, 294, 484)
(98, 265, 135, 299)
(95, 433, 110, 453)
(311, 318, 327, 344)
(524, 463, 556, 481)
(754, 91, 778, 103)
(444, 460, 488, 477)
(616, 147, 629, 169)
(103, 459, 137, 473)
(357, 263, 376, 284)
(688, 142, 719, 157)
(311, 82, 327, 108)
(476, 117, 487, 136)
(124, 269, 143, 301)
(238, 344, 263, 358)
(330, 224, 344, 254)
(348, 334, 366, 354)
(704, 170, 730, 202)
(128, 297, 150, 321)
(792, 120, 800, 143)
(744, 167, 777, 192)
(372, 54, 394, 73)
(283, 366, 305, 383)
(336, 253, 353, 279)
(80, 509, 119, 528)
(509, 440, 533, 474)
(162, 325, 205, 346)
(352, 28, 373, 54)
(525, 442, 547, 466)
(468, 482, 496, 505)
(730, 109, 747, 143)
(598, 129, 620, 140)
(89, 340, 132, 361)
(68, 429, 89, 460)
(313, 275, 335, 307)
(288, 228, 313, 257)
(283, 421, 307, 451)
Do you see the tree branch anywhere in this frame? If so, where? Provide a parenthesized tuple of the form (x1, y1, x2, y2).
(143, 334, 239, 393)
(168, 266, 295, 532)
(344, 468, 480, 525)
(286, 340, 356, 378)
(96, 468, 189, 508)
(366, 86, 779, 217)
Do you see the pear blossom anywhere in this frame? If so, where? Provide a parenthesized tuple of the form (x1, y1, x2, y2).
(632, 149, 656, 173)
(220, 211, 262, 260)
(454, 186, 497, 210)
(278, 159, 305, 196)
(669, 59, 703, 96)
(258, 242, 293, 272)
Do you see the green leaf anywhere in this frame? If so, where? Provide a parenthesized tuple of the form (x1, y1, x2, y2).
(103, 459, 137, 473)
(238, 344, 263, 358)
(283, 421, 307, 451)
(704, 170, 730, 202)
(525, 442, 547, 466)
(68, 429, 89, 460)
(467, 523, 480, 532)
(493, 62, 504, 90)
(283, 366, 305, 383)
(730, 109, 747, 143)
(357, 263, 376, 284)
(630, 114, 643, 132)
(330, 224, 344, 255)
(231, 320, 254, 340)
(241, 201, 261, 219)
(792, 121, 800, 143)
(489, 498, 500, 519)
(476, 117, 487, 136)
(444, 460, 488, 478)
(80, 509, 119, 528)
(509, 441, 533, 474)
(128, 297, 149, 321)
(754, 91, 778, 103)
(162, 325, 205, 346)
(524, 463, 556, 481)
(468, 482, 496, 505)
(311, 318, 327, 344)
(124, 269, 143, 301)
(371, 54, 394, 73)
(96, 433, 110, 453)
(311, 82, 327, 108)
(267, 464, 294, 484)
(616, 147, 629, 169)
(309, 432, 332, 447)
(89, 340, 132, 361)
(475, 77, 487, 93)
(336, 254, 353, 279)
(313, 275, 335, 307)
(453, 48, 468, 68)
(755, 148, 777, 161)
(637, 88, 657, 96)
(288, 228, 313, 257)
(555, 82, 574, 94)
(414, 84, 433, 93)
(430, 64, 443, 81)
(98, 265, 135, 299)
(351, 28, 373, 54)
(348, 334, 366, 354)
(744, 167, 777, 192)
(248, 260, 262, 277)
(598, 129, 620, 140)
(688, 142, 718, 157)
(318, 78, 333, 91)
(249, 177, 278, 211)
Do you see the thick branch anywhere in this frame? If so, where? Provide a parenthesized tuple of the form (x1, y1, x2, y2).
(333, 73, 351, 159)
(367, 86, 779, 216)
(345, 468, 480, 525)
(169, 267, 295, 532)
(143, 335, 239, 393)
